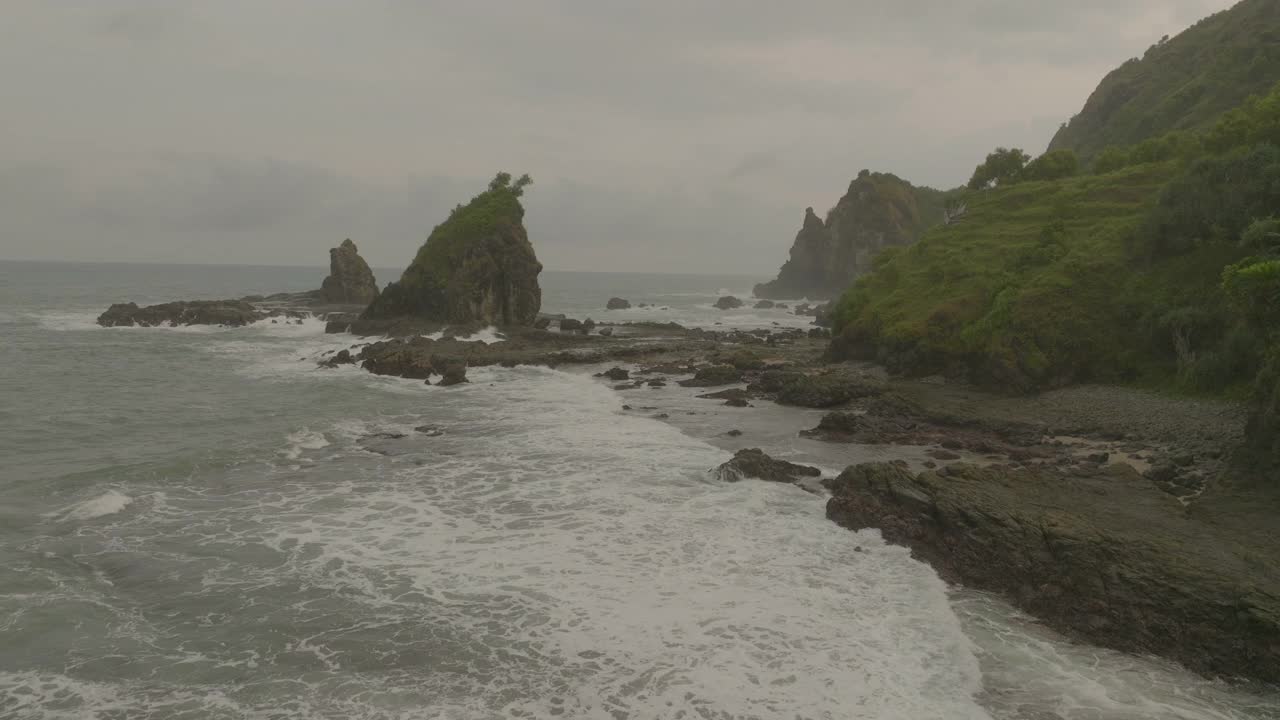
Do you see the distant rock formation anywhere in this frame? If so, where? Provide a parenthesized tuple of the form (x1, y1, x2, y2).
(754, 171, 946, 300)
(606, 297, 631, 310)
(360, 173, 542, 327)
(713, 296, 743, 310)
(97, 300, 272, 327)
(320, 239, 379, 305)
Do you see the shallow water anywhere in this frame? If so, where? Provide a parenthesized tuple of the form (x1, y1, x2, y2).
(1, 261, 1276, 719)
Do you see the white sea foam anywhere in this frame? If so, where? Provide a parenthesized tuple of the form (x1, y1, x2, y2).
(50, 490, 134, 521)
(279, 428, 331, 461)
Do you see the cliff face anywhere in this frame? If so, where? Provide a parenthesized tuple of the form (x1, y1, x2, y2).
(1048, 0, 1280, 164)
(754, 171, 945, 300)
(361, 173, 542, 326)
(320, 239, 380, 305)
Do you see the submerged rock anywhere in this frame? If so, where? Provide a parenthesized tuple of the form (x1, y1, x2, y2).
(320, 239, 380, 305)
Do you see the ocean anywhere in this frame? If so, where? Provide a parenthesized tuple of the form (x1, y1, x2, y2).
(0, 260, 1276, 719)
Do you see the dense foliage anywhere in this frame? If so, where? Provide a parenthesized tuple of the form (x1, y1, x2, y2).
(832, 80, 1280, 398)
(1048, 0, 1280, 164)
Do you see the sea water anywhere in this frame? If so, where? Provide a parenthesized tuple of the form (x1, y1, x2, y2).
(0, 261, 1276, 719)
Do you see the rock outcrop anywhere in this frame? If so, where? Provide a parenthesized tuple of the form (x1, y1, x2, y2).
(715, 448, 821, 485)
(754, 171, 946, 300)
(826, 461, 1280, 683)
(606, 297, 631, 310)
(713, 296, 743, 310)
(97, 300, 269, 327)
(359, 173, 542, 327)
(320, 239, 380, 305)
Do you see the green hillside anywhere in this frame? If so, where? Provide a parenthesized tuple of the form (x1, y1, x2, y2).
(831, 82, 1280, 469)
(1048, 0, 1280, 164)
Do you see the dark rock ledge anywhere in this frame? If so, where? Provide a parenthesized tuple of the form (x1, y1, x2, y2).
(826, 461, 1280, 684)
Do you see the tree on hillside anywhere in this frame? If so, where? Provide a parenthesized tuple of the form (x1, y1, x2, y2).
(1020, 149, 1080, 182)
(967, 147, 1030, 190)
(487, 171, 534, 197)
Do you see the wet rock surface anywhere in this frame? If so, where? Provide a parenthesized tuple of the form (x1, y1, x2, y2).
(826, 461, 1280, 683)
(715, 448, 822, 486)
(97, 300, 276, 327)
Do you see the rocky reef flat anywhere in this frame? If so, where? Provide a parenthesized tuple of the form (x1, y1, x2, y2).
(318, 313, 1279, 685)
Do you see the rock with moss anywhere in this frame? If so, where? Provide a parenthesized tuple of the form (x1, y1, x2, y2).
(320, 239, 380, 305)
(360, 173, 542, 326)
(677, 365, 743, 387)
(774, 373, 883, 408)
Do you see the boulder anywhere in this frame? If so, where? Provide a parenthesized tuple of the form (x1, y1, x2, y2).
(606, 297, 631, 310)
(533, 317, 551, 330)
(598, 327, 614, 337)
(826, 461, 1280, 684)
(318, 349, 356, 368)
(97, 300, 265, 327)
(559, 318, 583, 332)
(431, 355, 468, 386)
(599, 367, 630, 381)
(715, 448, 821, 484)
(359, 173, 542, 326)
(713, 296, 744, 310)
(753, 299, 775, 309)
(319, 239, 380, 304)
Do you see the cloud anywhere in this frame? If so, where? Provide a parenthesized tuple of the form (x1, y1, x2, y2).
(0, 0, 1237, 273)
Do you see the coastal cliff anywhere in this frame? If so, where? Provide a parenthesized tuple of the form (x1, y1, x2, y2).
(754, 171, 945, 300)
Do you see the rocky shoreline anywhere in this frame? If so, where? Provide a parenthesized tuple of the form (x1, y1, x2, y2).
(311, 318, 1279, 685)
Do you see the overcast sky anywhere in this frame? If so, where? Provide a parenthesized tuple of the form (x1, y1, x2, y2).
(0, 0, 1235, 275)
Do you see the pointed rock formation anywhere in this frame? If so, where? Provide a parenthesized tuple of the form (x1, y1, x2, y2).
(320, 239, 380, 305)
(360, 173, 542, 326)
(754, 171, 946, 300)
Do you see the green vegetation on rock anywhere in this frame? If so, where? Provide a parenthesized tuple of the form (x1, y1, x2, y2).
(362, 172, 542, 326)
(1048, 0, 1280, 165)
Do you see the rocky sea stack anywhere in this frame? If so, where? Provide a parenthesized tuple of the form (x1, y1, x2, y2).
(320, 239, 379, 305)
(754, 171, 946, 300)
(359, 173, 542, 327)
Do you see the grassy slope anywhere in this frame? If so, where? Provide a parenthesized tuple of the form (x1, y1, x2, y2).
(1048, 0, 1280, 164)
(832, 164, 1180, 390)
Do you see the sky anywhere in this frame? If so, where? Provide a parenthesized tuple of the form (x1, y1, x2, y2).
(0, 0, 1237, 275)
